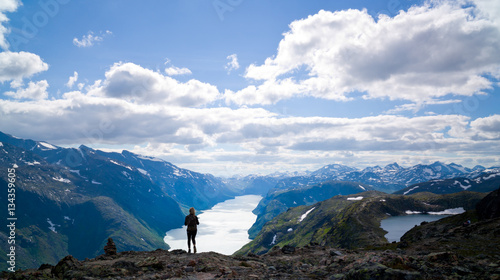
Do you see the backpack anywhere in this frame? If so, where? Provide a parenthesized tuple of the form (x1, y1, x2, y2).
(186, 215, 197, 231)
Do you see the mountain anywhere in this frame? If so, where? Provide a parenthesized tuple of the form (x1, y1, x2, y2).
(272, 161, 488, 194)
(223, 170, 312, 196)
(400, 187, 500, 257)
(92, 149, 236, 209)
(7, 189, 499, 279)
(0, 132, 235, 271)
(248, 181, 371, 239)
(237, 191, 486, 256)
(0, 131, 236, 210)
(394, 168, 500, 195)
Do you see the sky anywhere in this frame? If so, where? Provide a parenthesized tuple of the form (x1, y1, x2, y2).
(0, 0, 499, 176)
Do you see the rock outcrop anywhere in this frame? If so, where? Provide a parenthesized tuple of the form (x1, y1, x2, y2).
(3, 244, 499, 279)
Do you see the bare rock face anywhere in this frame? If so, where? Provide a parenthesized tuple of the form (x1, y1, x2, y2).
(476, 187, 500, 220)
(104, 237, 117, 256)
(51, 255, 81, 278)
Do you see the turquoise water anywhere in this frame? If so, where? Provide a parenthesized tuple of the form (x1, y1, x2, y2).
(380, 214, 451, 242)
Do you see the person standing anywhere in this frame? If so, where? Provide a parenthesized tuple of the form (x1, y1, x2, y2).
(184, 207, 199, 253)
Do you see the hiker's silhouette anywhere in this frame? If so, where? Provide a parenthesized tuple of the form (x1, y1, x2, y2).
(184, 207, 199, 253)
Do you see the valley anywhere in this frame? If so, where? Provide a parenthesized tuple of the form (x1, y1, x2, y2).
(1, 131, 499, 274)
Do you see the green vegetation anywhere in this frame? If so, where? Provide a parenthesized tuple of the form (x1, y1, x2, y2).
(236, 191, 486, 256)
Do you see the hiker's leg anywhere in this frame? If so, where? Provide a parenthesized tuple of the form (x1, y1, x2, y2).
(192, 230, 197, 253)
(187, 231, 192, 252)
(192, 230, 197, 246)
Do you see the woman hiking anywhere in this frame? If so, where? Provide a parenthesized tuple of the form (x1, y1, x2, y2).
(184, 207, 199, 253)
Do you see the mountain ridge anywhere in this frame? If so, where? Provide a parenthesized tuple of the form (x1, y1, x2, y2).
(0, 131, 235, 271)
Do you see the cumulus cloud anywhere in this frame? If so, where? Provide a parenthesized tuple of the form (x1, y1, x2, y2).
(97, 62, 220, 107)
(0, 51, 49, 82)
(66, 71, 78, 88)
(165, 66, 192, 76)
(1, 82, 499, 174)
(73, 30, 112, 48)
(226, 1, 500, 105)
(4, 80, 49, 100)
(164, 58, 192, 76)
(225, 54, 240, 74)
(0, 0, 21, 50)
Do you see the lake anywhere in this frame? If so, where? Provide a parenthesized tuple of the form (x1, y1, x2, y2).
(380, 214, 450, 242)
(164, 195, 262, 255)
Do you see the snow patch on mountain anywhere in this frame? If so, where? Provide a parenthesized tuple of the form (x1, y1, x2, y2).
(454, 180, 471, 190)
(428, 207, 465, 215)
(299, 207, 316, 223)
(403, 186, 420, 195)
(138, 168, 149, 176)
(47, 218, 60, 233)
(482, 173, 500, 180)
(53, 177, 71, 184)
(39, 142, 57, 150)
(110, 160, 133, 171)
(137, 154, 164, 162)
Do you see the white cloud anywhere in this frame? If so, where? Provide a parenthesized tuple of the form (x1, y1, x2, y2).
(165, 66, 192, 76)
(164, 58, 192, 76)
(0, 51, 49, 82)
(1, 80, 499, 175)
(66, 71, 78, 88)
(98, 62, 220, 107)
(225, 54, 240, 73)
(226, 1, 500, 105)
(4, 80, 49, 100)
(73, 30, 112, 48)
(0, 0, 21, 50)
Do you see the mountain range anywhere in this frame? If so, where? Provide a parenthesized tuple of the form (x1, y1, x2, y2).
(0, 131, 235, 270)
(269, 161, 491, 194)
(1, 130, 499, 271)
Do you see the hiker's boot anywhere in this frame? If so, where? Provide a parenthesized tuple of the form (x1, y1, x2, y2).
(194, 246, 197, 254)
(188, 248, 191, 254)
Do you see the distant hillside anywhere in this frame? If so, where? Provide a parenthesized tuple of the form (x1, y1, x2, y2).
(400, 187, 500, 257)
(395, 170, 500, 195)
(237, 191, 486, 255)
(248, 181, 371, 239)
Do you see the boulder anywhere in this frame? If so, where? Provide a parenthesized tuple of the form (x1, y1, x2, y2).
(51, 255, 81, 278)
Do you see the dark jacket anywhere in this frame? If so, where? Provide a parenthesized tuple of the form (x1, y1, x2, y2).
(184, 214, 199, 231)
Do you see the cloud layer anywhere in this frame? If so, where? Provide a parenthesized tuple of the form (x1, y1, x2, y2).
(1, 0, 500, 175)
(225, 1, 500, 105)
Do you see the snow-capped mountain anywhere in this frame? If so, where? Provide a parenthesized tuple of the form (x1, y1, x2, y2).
(272, 161, 492, 193)
(396, 168, 500, 195)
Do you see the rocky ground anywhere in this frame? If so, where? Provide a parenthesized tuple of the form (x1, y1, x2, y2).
(2, 242, 499, 280)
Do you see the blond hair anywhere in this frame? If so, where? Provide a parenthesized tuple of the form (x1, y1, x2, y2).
(189, 207, 195, 215)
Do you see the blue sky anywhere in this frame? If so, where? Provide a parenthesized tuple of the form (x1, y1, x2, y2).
(0, 0, 499, 176)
